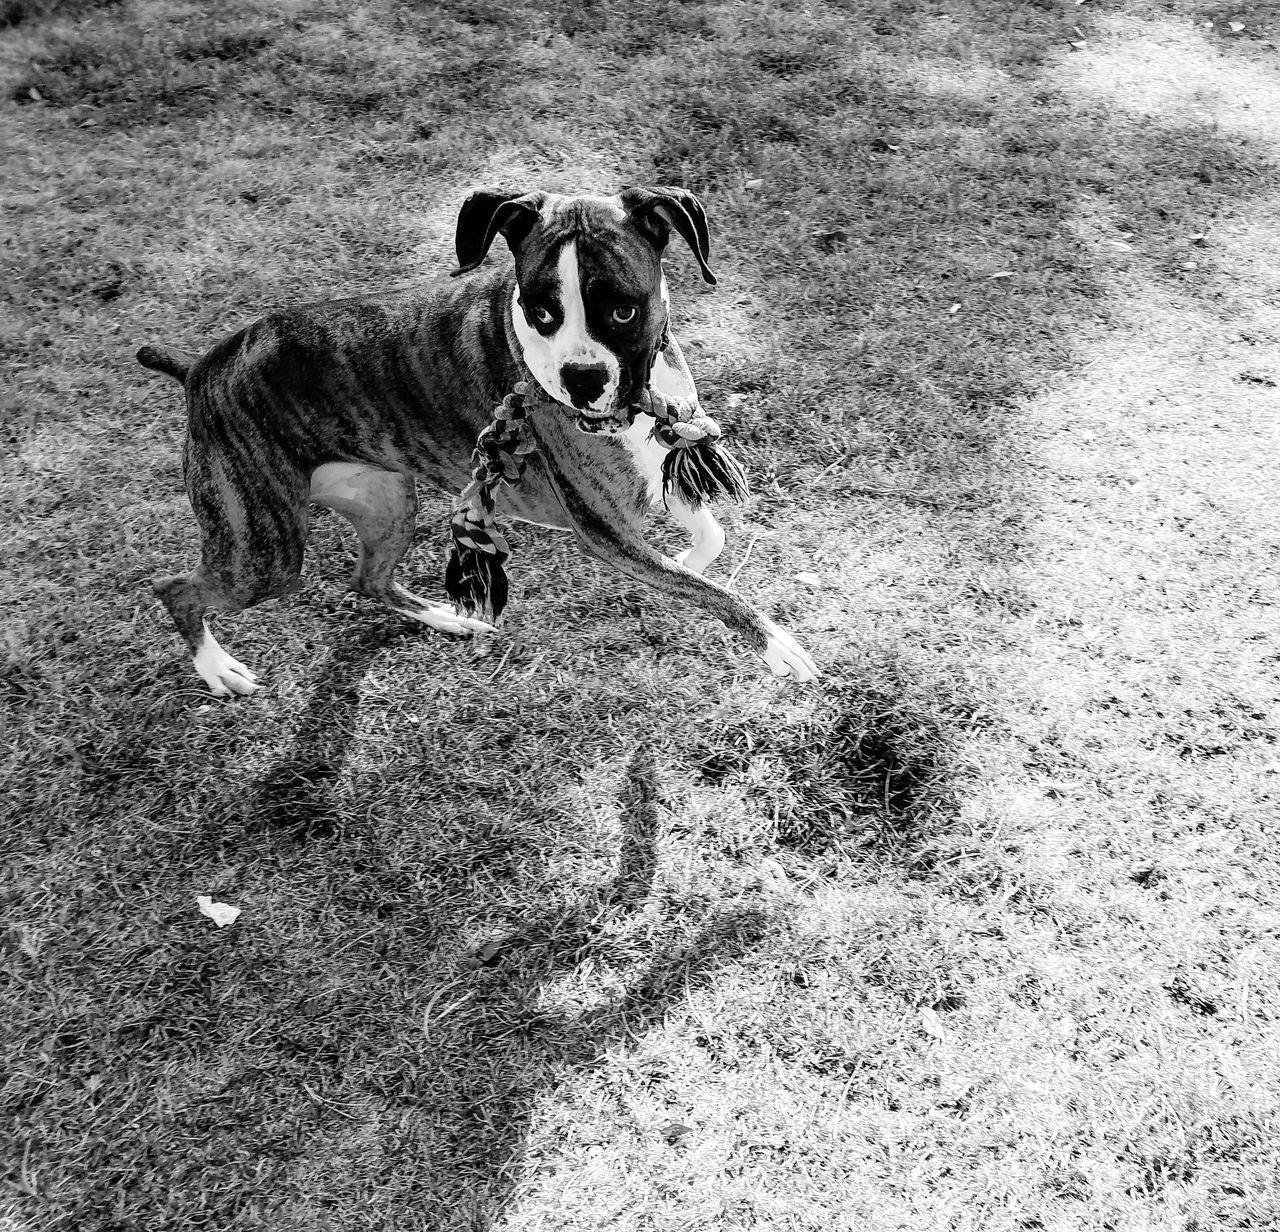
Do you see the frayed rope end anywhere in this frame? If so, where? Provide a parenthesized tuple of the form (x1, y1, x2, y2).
(445, 546, 509, 626)
(662, 439, 750, 509)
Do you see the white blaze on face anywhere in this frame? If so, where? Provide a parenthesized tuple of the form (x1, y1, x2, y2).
(511, 240, 621, 413)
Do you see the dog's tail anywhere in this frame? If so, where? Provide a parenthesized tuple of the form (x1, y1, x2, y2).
(136, 344, 196, 384)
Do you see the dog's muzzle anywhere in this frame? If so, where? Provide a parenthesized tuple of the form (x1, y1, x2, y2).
(525, 373, 632, 435)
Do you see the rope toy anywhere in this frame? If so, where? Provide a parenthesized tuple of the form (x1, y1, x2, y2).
(445, 372, 750, 624)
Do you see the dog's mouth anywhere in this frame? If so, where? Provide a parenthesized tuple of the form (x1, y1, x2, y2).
(573, 404, 629, 434)
(529, 382, 629, 434)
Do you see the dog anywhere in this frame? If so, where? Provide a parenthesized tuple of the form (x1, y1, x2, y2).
(137, 186, 818, 696)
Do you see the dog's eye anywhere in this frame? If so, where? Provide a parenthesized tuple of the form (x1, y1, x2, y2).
(611, 305, 638, 325)
(520, 299, 556, 327)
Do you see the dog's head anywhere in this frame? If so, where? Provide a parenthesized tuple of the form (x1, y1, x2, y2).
(453, 187, 715, 424)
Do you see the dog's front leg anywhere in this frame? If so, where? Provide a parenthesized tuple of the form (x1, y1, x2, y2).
(559, 486, 817, 682)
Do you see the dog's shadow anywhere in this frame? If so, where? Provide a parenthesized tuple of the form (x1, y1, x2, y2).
(390, 745, 769, 1228)
(249, 620, 399, 839)
(246, 656, 768, 1225)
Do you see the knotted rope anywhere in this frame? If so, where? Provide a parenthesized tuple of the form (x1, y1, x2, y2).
(445, 375, 750, 624)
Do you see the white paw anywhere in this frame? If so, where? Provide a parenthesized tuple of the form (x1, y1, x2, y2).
(403, 603, 498, 636)
(673, 546, 708, 574)
(193, 628, 260, 697)
(761, 624, 819, 683)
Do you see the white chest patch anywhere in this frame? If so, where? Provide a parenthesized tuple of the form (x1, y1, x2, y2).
(511, 241, 620, 413)
(620, 341, 700, 508)
(618, 417, 668, 507)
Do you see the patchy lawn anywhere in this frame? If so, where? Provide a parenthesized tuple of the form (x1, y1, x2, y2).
(2, 1, 1278, 1229)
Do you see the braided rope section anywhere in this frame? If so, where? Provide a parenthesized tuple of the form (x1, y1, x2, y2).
(630, 388, 751, 509)
(444, 382, 542, 624)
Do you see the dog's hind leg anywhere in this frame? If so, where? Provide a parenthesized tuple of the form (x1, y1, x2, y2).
(154, 481, 308, 697)
(309, 463, 494, 636)
(154, 407, 315, 696)
(154, 566, 266, 697)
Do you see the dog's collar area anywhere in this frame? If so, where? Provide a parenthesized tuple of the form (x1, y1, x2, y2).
(445, 372, 749, 625)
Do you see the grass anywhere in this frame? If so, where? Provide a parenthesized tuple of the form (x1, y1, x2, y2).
(3, 0, 1279, 1228)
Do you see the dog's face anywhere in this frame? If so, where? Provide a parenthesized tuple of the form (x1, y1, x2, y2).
(454, 187, 715, 424)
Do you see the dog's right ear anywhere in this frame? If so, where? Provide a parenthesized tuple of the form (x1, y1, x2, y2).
(453, 190, 545, 276)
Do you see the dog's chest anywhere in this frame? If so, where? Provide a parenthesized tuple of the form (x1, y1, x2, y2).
(617, 417, 667, 508)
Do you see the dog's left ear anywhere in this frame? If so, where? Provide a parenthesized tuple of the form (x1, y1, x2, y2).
(620, 186, 716, 285)
(453, 189, 546, 276)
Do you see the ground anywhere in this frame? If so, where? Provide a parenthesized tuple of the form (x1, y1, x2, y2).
(1, 1, 1278, 1230)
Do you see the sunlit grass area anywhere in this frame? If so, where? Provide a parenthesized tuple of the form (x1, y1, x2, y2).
(3, 1, 1278, 1229)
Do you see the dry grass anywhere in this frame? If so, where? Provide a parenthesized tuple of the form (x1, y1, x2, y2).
(3, 1, 1278, 1229)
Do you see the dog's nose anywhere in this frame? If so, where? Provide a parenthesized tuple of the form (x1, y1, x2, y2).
(560, 363, 610, 409)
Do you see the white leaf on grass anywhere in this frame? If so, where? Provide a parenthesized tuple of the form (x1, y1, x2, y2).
(757, 857, 791, 895)
(793, 571, 823, 587)
(988, 271, 1015, 279)
(196, 895, 242, 928)
(948, 302, 962, 315)
(744, 178, 764, 190)
(920, 1007, 946, 1040)
(1229, 22, 1245, 33)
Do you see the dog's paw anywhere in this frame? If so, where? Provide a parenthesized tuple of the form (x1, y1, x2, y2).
(761, 623, 819, 683)
(672, 546, 703, 574)
(193, 637, 260, 697)
(404, 603, 498, 637)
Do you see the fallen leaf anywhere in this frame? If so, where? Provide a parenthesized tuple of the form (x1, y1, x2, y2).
(1229, 21, 1245, 33)
(661, 1122, 694, 1144)
(948, 302, 962, 315)
(471, 937, 506, 967)
(757, 857, 791, 894)
(793, 571, 822, 587)
(920, 1007, 946, 1039)
(196, 895, 241, 928)
(744, 178, 764, 190)
(988, 271, 1015, 279)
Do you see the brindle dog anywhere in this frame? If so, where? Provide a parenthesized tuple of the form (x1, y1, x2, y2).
(138, 187, 818, 695)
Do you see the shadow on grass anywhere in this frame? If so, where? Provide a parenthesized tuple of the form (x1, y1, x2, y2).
(249, 622, 399, 841)
(695, 669, 975, 873)
(25, 665, 776, 1229)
